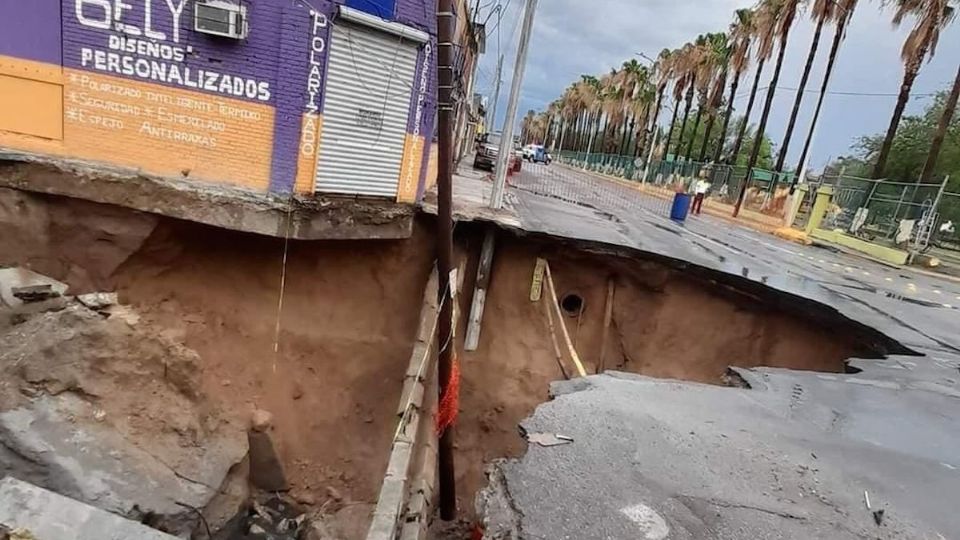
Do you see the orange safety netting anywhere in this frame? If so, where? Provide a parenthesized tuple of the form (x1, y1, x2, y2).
(435, 354, 461, 435)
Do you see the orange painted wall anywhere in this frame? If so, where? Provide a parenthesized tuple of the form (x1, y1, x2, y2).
(0, 56, 275, 191)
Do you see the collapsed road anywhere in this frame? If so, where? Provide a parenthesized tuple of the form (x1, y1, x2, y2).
(0, 156, 957, 539)
(423, 162, 960, 539)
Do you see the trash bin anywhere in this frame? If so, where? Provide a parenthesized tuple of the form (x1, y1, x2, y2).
(670, 192, 692, 222)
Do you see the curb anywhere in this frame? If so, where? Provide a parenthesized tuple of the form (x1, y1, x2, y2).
(367, 270, 440, 540)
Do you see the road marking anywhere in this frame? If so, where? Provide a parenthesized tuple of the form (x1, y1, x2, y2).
(933, 290, 942, 295)
(863, 271, 871, 276)
(620, 503, 670, 540)
(845, 267, 854, 272)
(885, 277, 894, 282)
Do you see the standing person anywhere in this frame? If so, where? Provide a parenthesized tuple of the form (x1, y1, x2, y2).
(692, 176, 711, 215)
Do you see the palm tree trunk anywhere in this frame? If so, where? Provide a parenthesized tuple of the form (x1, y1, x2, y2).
(635, 105, 652, 157)
(558, 118, 567, 152)
(621, 116, 634, 156)
(699, 68, 729, 162)
(675, 81, 696, 159)
(665, 100, 681, 160)
(591, 112, 606, 154)
(714, 63, 745, 164)
(639, 87, 665, 160)
(730, 57, 766, 165)
(576, 110, 591, 152)
(685, 93, 707, 160)
(747, 33, 792, 174)
(920, 64, 960, 183)
(795, 17, 848, 182)
(776, 16, 826, 172)
(873, 46, 927, 179)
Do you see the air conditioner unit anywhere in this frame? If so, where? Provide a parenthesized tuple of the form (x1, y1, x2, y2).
(194, 1, 248, 39)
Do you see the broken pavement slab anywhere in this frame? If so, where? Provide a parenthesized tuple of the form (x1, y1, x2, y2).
(477, 366, 960, 540)
(0, 268, 68, 308)
(0, 477, 179, 540)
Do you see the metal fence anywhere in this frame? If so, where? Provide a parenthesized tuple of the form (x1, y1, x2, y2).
(939, 192, 960, 250)
(556, 151, 795, 218)
(808, 171, 951, 254)
(519, 151, 958, 256)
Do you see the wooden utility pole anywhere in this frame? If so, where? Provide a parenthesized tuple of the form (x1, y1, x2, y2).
(436, 0, 457, 521)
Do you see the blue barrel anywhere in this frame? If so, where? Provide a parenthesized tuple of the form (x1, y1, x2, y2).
(670, 193, 692, 222)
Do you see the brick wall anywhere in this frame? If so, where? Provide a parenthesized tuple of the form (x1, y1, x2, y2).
(0, 0, 438, 202)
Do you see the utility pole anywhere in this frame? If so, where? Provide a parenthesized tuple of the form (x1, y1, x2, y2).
(465, 0, 537, 358)
(489, 0, 539, 210)
(487, 55, 504, 131)
(435, 0, 457, 521)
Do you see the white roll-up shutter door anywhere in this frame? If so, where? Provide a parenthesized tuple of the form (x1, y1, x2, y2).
(315, 20, 419, 197)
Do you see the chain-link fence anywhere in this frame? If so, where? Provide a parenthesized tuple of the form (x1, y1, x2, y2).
(525, 151, 957, 257)
(815, 172, 948, 253)
(934, 192, 959, 251)
(556, 151, 796, 218)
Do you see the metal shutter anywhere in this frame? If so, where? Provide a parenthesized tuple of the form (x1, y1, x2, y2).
(315, 21, 419, 197)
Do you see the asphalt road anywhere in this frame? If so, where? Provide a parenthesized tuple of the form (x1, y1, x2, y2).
(445, 161, 960, 540)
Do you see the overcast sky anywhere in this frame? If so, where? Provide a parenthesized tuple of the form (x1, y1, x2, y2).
(472, 0, 960, 169)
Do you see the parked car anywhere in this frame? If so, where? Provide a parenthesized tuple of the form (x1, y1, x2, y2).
(474, 132, 520, 172)
(524, 145, 552, 164)
(522, 144, 538, 160)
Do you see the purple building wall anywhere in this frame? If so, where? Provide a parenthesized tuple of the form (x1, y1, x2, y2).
(0, 0, 62, 64)
(1, 0, 438, 198)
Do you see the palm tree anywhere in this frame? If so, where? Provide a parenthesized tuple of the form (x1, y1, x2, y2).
(684, 34, 719, 160)
(575, 75, 600, 153)
(873, 0, 957, 179)
(596, 71, 620, 153)
(673, 42, 700, 159)
(613, 59, 654, 157)
(745, 0, 804, 176)
(697, 32, 733, 162)
(520, 110, 536, 144)
(715, 8, 756, 164)
(794, 0, 860, 182)
(640, 49, 676, 161)
(630, 70, 656, 158)
(920, 64, 960, 182)
(730, 2, 778, 166)
(776, 0, 834, 172)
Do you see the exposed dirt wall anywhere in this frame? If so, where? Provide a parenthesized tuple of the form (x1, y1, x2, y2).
(0, 187, 158, 292)
(112, 220, 435, 505)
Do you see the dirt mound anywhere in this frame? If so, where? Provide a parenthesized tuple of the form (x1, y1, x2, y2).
(0, 300, 247, 535)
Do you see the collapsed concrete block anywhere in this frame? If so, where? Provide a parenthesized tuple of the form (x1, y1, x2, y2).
(0, 477, 179, 540)
(248, 430, 287, 492)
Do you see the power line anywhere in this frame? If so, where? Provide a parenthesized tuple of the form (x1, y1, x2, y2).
(733, 85, 939, 100)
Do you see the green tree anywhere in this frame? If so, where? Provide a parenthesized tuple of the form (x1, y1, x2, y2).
(851, 87, 960, 189)
(872, 0, 957, 179)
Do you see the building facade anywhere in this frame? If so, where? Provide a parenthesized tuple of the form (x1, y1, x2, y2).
(0, 0, 438, 203)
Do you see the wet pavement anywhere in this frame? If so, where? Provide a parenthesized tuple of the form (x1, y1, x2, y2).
(431, 161, 960, 540)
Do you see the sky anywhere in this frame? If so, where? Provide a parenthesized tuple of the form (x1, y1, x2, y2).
(471, 0, 960, 170)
